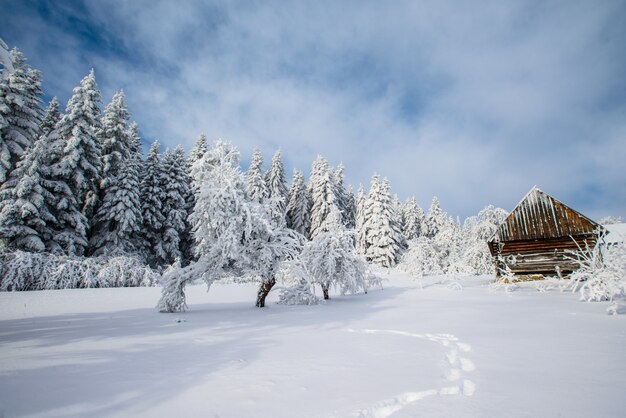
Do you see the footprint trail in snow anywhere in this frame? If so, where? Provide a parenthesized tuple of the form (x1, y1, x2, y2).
(341, 329, 477, 418)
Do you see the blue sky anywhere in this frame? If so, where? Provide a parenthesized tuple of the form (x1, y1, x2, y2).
(2, 0, 625, 220)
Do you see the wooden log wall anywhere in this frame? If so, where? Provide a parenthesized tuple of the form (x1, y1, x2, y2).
(488, 235, 597, 256)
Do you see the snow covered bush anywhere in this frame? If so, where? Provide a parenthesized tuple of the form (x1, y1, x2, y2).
(297, 207, 369, 299)
(568, 240, 626, 314)
(0, 250, 159, 291)
(398, 237, 442, 278)
(275, 260, 321, 305)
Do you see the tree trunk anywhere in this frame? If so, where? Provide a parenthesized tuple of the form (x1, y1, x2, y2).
(256, 277, 276, 307)
(321, 282, 330, 300)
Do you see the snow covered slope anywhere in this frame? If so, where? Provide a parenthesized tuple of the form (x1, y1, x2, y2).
(0, 271, 624, 418)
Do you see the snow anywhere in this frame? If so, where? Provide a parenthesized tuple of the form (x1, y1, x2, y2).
(1, 270, 625, 417)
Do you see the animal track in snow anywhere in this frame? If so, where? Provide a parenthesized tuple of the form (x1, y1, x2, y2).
(343, 329, 477, 418)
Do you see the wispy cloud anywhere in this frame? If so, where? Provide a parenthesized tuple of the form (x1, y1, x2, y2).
(3, 0, 625, 219)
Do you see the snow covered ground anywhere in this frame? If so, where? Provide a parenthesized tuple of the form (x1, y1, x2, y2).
(1, 270, 625, 418)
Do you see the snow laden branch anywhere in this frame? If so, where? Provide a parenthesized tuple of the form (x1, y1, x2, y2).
(566, 235, 626, 314)
(157, 140, 304, 313)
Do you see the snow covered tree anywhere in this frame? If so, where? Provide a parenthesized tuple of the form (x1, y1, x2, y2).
(0, 48, 43, 183)
(158, 140, 303, 312)
(332, 163, 350, 227)
(47, 70, 103, 255)
(264, 149, 289, 226)
(398, 237, 443, 278)
(299, 206, 368, 299)
(88, 149, 143, 256)
(355, 185, 367, 254)
(344, 185, 356, 229)
(98, 91, 131, 191)
(188, 133, 208, 165)
(459, 205, 508, 275)
(40, 97, 61, 137)
(426, 196, 447, 238)
(309, 155, 337, 239)
(89, 91, 136, 254)
(0, 128, 61, 253)
(182, 134, 208, 264)
(0, 38, 14, 79)
(286, 169, 310, 238)
(363, 175, 403, 267)
(140, 141, 166, 266)
(389, 187, 407, 251)
(247, 149, 267, 203)
(402, 197, 425, 241)
(433, 215, 463, 274)
(265, 149, 288, 214)
(127, 122, 142, 157)
(159, 145, 191, 265)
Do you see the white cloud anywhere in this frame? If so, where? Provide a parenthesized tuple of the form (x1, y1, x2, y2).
(6, 0, 625, 219)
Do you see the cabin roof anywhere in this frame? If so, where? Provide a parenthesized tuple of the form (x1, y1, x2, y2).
(489, 186, 601, 243)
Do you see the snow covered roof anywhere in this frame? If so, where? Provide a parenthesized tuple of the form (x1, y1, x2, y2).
(603, 223, 626, 244)
(490, 186, 601, 243)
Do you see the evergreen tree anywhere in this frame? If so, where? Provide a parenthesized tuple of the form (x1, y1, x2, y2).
(402, 197, 424, 240)
(160, 146, 191, 265)
(47, 70, 103, 255)
(363, 175, 403, 267)
(127, 122, 142, 157)
(247, 149, 267, 203)
(332, 163, 350, 227)
(389, 186, 407, 251)
(426, 196, 446, 238)
(308, 155, 336, 239)
(0, 129, 61, 252)
(265, 149, 288, 214)
(355, 184, 367, 254)
(98, 91, 131, 191)
(183, 133, 207, 264)
(40, 97, 61, 137)
(0, 38, 14, 79)
(89, 149, 143, 256)
(344, 185, 356, 229)
(89, 91, 135, 254)
(140, 141, 166, 266)
(286, 169, 310, 238)
(0, 48, 43, 183)
(188, 133, 208, 165)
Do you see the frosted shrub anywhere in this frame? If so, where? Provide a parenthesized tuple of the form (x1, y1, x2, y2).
(568, 241, 626, 314)
(0, 250, 159, 291)
(276, 260, 320, 305)
(298, 208, 369, 299)
(398, 237, 442, 278)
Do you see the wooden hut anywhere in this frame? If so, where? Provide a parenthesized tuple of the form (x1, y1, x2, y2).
(488, 187, 603, 278)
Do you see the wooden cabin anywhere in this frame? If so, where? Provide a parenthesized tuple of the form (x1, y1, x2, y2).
(488, 187, 603, 278)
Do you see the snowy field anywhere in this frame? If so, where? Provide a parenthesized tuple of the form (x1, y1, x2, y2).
(1, 270, 625, 418)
